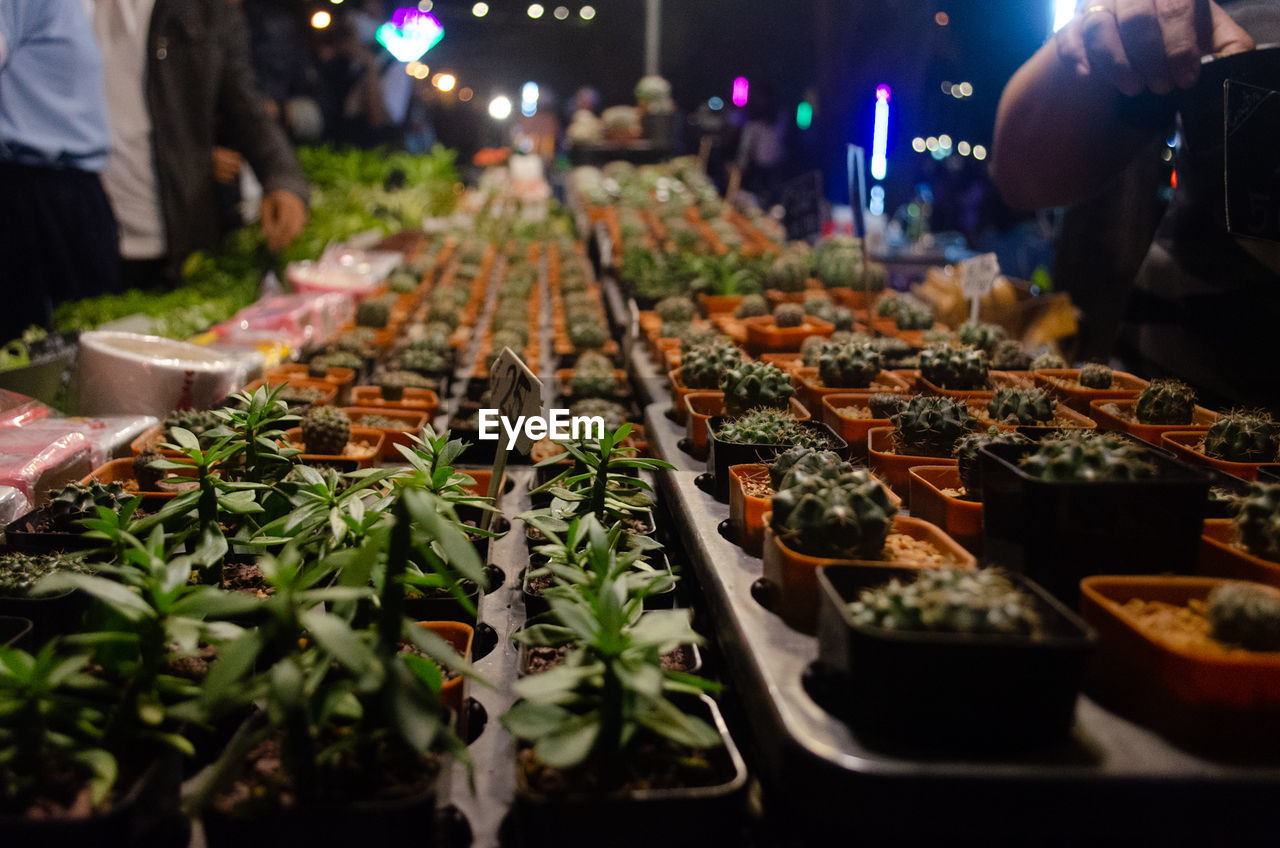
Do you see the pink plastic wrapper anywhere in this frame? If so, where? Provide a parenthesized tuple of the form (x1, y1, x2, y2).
(0, 388, 52, 427)
(208, 292, 356, 349)
(2, 416, 157, 469)
(0, 431, 93, 504)
(0, 485, 32, 527)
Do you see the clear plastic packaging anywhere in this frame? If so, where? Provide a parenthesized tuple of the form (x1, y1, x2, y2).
(209, 292, 357, 349)
(0, 431, 93, 504)
(4, 416, 158, 469)
(0, 485, 32, 527)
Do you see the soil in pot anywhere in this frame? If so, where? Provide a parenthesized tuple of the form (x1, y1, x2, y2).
(521, 643, 698, 676)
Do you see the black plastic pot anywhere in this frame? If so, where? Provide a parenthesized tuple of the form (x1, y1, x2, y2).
(0, 587, 86, 645)
(815, 565, 1095, 751)
(523, 550, 675, 618)
(5, 508, 98, 553)
(509, 694, 747, 848)
(979, 442, 1210, 605)
(0, 615, 32, 648)
(404, 579, 481, 625)
(706, 418, 848, 502)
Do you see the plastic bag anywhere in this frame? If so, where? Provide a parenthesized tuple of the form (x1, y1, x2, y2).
(0, 432, 93, 504)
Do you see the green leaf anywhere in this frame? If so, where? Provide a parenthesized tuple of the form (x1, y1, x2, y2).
(536, 711, 599, 769)
(300, 609, 382, 686)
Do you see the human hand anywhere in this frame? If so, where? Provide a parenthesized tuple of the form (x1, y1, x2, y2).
(1057, 0, 1254, 96)
(259, 190, 307, 252)
(212, 146, 243, 185)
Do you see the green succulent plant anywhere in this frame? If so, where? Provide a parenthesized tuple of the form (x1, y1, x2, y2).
(316, 349, 364, 371)
(894, 300, 934, 331)
(356, 299, 391, 329)
(800, 334, 827, 367)
(570, 362, 618, 398)
(654, 296, 697, 324)
(377, 369, 433, 401)
(0, 551, 91, 597)
(716, 409, 830, 448)
(679, 341, 744, 390)
(720, 360, 795, 415)
(773, 303, 805, 329)
(1134, 379, 1196, 425)
(817, 342, 882, 389)
(399, 346, 448, 376)
(952, 427, 1031, 500)
(957, 321, 1006, 353)
(768, 446, 853, 492)
(43, 481, 132, 522)
(920, 344, 989, 391)
(1206, 581, 1280, 651)
(1078, 362, 1113, 389)
(1018, 435, 1156, 482)
(1029, 351, 1067, 371)
(771, 468, 897, 559)
(848, 568, 1042, 635)
(986, 388, 1057, 425)
(1202, 411, 1279, 464)
(300, 405, 351, 455)
(1235, 483, 1280, 563)
(891, 395, 976, 458)
(868, 393, 908, 420)
(813, 235, 866, 289)
(734, 293, 769, 319)
(768, 251, 810, 292)
(990, 339, 1031, 371)
(568, 320, 608, 351)
(163, 408, 222, 445)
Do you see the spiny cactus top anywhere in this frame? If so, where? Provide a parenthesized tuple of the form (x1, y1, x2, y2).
(356, 298, 391, 329)
(44, 481, 132, 519)
(891, 395, 976, 458)
(317, 350, 364, 371)
(868, 393, 908, 420)
(771, 468, 897, 560)
(990, 338, 1031, 371)
(848, 568, 1042, 636)
(920, 344, 989, 391)
(769, 446, 849, 492)
(679, 341, 744, 390)
(894, 300, 935, 331)
(1236, 483, 1280, 563)
(1078, 362, 1113, 389)
(957, 321, 1006, 353)
(0, 551, 91, 597)
(301, 405, 351, 456)
(567, 319, 608, 350)
(1134, 379, 1196, 425)
(1029, 351, 1067, 371)
(1018, 435, 1156, 482)
(817, 342, 883, 389)
(655, 296, 697, 324)
(952, 427, 1031, 500)
(987, 388, 1057, 425)
(772, 303, 805, 329)
(1206, 582, 1280, 651)
(716, 409, 830, 448)
(735, 294, 770, 319)
(1203, 411, 1279, 464)
(400, 347, 448, 376)
(720, 361, 795, 415)
(769, 251, 811, 292)
(813, 236, 866, 289)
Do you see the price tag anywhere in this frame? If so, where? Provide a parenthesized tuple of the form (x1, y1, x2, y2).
(1225, 80, 1280, 244)
(960, 252, 1000, 322)
(488, 347, 543, 456)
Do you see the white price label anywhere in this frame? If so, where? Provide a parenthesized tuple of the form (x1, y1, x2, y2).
(488, 347, 543, 456)
(960, 253, 1000, 300)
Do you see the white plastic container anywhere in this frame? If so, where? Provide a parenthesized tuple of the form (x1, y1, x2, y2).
(76, 331, 243, 417)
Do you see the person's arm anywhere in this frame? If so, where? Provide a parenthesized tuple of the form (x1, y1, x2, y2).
(215, 6, 309, 251)
(992, 0, 1253, 210)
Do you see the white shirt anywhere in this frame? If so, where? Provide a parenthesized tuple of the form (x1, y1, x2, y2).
(94, 0, 164, 259)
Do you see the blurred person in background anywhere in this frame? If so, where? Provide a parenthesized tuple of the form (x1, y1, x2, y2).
(994, 0, 1280, 408)
(315, 18, 391, 148)
(93, 0, 310, 290)
(0, 0, 117, 341)
(735, 83, 787, 205)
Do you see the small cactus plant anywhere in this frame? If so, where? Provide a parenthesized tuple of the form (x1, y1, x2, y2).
(568, 320, 608, 351)
(720, 361, 795, 415)
(356, 298, 391, 329)
(817, 342, 882, 389)
(957, 321, 1006, 353)
(773, 303, 805, 329)
(301, 406, 351, 455)
(0, 551, 91, 598)
(655, 296, 696, 324)
(812, 235, 865, 289)
(990, 339, 1031, 371)
(569, 357, 618, 398)
(768, 251, 810, 292)
(1206, 582, 1280, 651)
(1134, 379, 1196, 425)
(679, 341, 743, 390)
(399, 347, 448, 376)
(768, 446, 849, 491)
(44, 482, 132, 522)
(868, 393, 908, 420)
(952, 427, 1031, 500)
(920, 345, 989, 391)
(716, 409, 830, 449)
(1029, 351, 1067, 371)
(1235, 483, 1280, 563)
(734, 294, 769, 319)
(770, 468, 898, 560)
(1018, 435, 1156, 482)
(1202, 411, 1279, 464)
(376, 370, 432, 402)
(894, 300, 934, 331)
(1078, 362, 1113, 389)
(986, 388, 1057, 425)
(848, 568, 1042, 636)
(891, 395, 976, 458)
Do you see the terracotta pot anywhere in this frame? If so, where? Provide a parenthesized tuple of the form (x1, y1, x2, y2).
(1162, 430, 1278, 481)
(908, 466, 983, 554)
(242, 377, 338, 407)
(889, 369, 921, 391)
(698, 293, 744, 316)
(343, 407, 428, 461)
(682, 393, 809, 460)
(668, 370, 707, 424)
(742, 315, 835, 356)
(762, 515, 976, 633)
(267, 364, 357, 404)
(867, 426, 958, 505)
(1088, 399, 1218, 446)
(1034, 368, 1148, 412)
(351, 386, 440, 417)
(728, 463, 772, 556)
(886, 321, 950, 348)
(791, 367, 910, 414)
(759, 352, 804, 373)
(284, 426, 385, 470)
(1198, 518, 1280, 587)
(916, 370, 1027, 402)
(966, 400, 1098, 436)
(1079, 574, 1280, 748)
(709, 314, 749, 344)
(820, 393, 896, 461)
(82, 457, 183, 501)
(413, 620, 473, 719)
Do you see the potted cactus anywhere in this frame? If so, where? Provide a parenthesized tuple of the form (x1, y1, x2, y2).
(1162, 410, 1280, 480)
(283, 407, 385, 471)
(667, 341, 744, 424)
(1080, 575, 1280, 749)
(867, 395, 976, 501)
(0, 550, 92, 642)
(981, 434, 1211, 604)
(742, 304, 834, 356)
(765, 249, 812, 301)
(681, 360, 810, 460)
(1034, 363, 1148, 412)
(817, 566, 1094, 749)
(343, 407, 430, 460)
(819, 391, 908, 461)
(917, 344, 1028, 399)
(705, 408, 844, 501)
(558, 352, 629, 401)
(1199, 482, 1280, 587)
(970, 387, 1098, 434)
(761, 467, 974, 631)
(5, 482, 134, 553)
(791, 341, 909, 411)
(1089, 378, 1219, 445)
(956, 321, 1006, 353)
(354, 371, 441, 414)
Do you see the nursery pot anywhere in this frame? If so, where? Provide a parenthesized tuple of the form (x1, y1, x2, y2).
(706, 417, 843, 502)
(413, 621, 473, 719)
(1198, 518, 1280, 588)
(816, 565, 1094, 750)
(791, 367, 909, 415)
(980, 442, 1211, 605)
(683, 393, 809, 462)
(343, 407, 429, 461)
(908, 466, 984, 554)
(1034, 368, 1148, 413)
(866, 426, 959, 506)
(1161, 430, 1280, 482)
(1087, 398, 1218, 446)
(728, 464, 772, 557)
(821, 393, 896, 462)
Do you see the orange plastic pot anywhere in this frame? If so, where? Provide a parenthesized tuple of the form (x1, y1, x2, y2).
(413, 621, 473, 719)
(763, 514, 975, 633)
(1087, 399, 1218, 446)
(1079, 575, 1280, 747)
(763, 287, 817, 307)
(759, 352, 804, 373)
(352, 386, 440, 418)
(709, 315, 749, 344)
(820, 393, 898, 461)
(243, 377, 338, 407)
(728, 463, 772, 557)
(967, 401, 1098, 435)
(343, 407, 428, 460)
(867, 426, 957, 505)
(684, 393, 809, 461)
(792, 367, 909, 413)
(917, 370, 1027, 402)
(890, 369, 920, 391)
(1198, 518, 1280, 587)
(284, 426, 385, 469)
(699, 293, 744, 316)
(81, 457, 181, 499)
(267, 364, 357, 404)
(667, 370, 701, 425)
(825, 287, 874, 311)
(742, 315, 835, 356)
(908, 466, 983, 554)
(1162, 431, 1273, 481)
(1034, 368, 1148, 413)
(886, 321, 950, 348)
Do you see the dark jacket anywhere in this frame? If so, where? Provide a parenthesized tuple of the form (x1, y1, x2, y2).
(145, 1, 309, 278)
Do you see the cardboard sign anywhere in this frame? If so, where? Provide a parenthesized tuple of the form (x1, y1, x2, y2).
(960, 253, 1000, 322)
(1225, 80, 1280, 244)
(488, 347, 543, 456)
